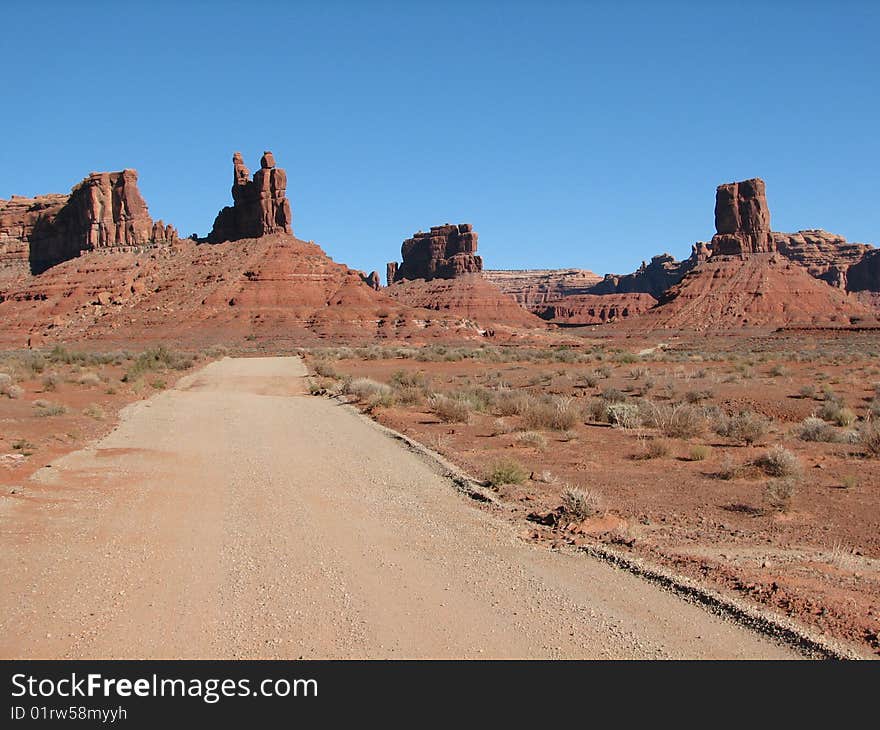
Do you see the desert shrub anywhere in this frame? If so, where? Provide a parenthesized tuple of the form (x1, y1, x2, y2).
(312, 361, 340, 378)
(595, 366, 612, 379)
(33, 400, 66, 417)
(716, 454, 738, 480)
(818, 402, 856, 427)
(389, 369, 430, 390)
(639, 438, 670, 459)
(393, 385, 427, 406)
(77, 372, 102, 386)
(365, 390, 395, 411)
(796, 417, 841, 443)
(579, 372, 598, 388)
(754, 446, 802, 478)
(516, 431, 548, 449)
(769, 364, 789, 377)
(798, 384, 817, 399)
(860, 423, 880, 458)
(684, 389, 713, 404)
(712, 411, 768, 445)
(765, 478, 797, 512)
(429, 394, 472, 423)
(585, 398, 610, 423)
(41, 372, 61, 391)
(83, 403, 106, 420)
(561, 486, 602, 520)
(453, 386, 496, 413)
(5, 384, 23, 399)
(607, 403, 641, 429)
(495, 389, 533, 417)
(600, 387, 627, 403)
(654, 403, 705, 439)
(522, 395, 580, 431)
(487, 459, 527, 487)
(123, 346, 193, 382)
(343, 377, 392, 400)
(689, 444, 711, 461)
(0, 373, 13, 395)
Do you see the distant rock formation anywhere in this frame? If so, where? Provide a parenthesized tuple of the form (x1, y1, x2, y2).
(711, 178, 774, 255)
(483, 268, 602, 309)
(535, 293, 657, 324)
(362, 270, 381, 290)
(209, 151, 293, 243)
(774, 230, 873, 289)
(0, 170, 177, 275)
(588, 246, 710, 299)
(388, 223, 482, 282)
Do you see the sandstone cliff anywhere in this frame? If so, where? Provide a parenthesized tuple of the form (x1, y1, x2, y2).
(0, 170, 176, 275)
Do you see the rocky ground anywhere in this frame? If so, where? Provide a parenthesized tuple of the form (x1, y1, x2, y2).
(304, 331, 880, 655)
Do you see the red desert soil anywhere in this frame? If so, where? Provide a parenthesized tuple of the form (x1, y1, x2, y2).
(0, 356, 802, 659)
(304, 332, 880, 655)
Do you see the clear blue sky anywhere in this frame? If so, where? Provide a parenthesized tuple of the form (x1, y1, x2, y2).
(2, 1, 877, 276)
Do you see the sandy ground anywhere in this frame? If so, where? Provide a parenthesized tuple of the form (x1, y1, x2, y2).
(0, 356, 798, 659)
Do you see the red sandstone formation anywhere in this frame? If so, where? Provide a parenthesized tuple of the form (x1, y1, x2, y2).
(389, 223, 482, 282)
(711, 178, 773, 255)
(483, 268, 602, 309)
(535, 293, 656, 324)
(632, 254, 875, 331)
(384, 274, 543, 329)
(209, 151, 293, 243)
(0, 232, 527, 347)
(773, 230, 874, 289)
(0, 194, 68, 274)
(0, 171, 177, 275)
(362, 271, 381, 290)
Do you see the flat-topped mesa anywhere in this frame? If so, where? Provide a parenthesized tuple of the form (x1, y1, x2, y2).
(711, 178, 774, 255)
(209, 150, 293, 243)
(389, 223, 482, 283)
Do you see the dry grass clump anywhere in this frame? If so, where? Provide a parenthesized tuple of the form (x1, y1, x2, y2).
(607, 403, 641, 429)
(123, 346, 194, 382)
(638, 438, 670, 460)
(522, 395, 580, 431)
(600, 386, 627, 403)
(495, 389, 534, 417)
(312, 361, 340, 379)
(0, 373, 24, 399)
(818, 401, 856, 427)
(859, 423, 880, 458)
(41, 372, 61, 391)
(712, 411, 769, 445)
(487, 459, 527, 487)
(83, 403, 106, 420)
(796, 417, 842, 443)
(716, 454, 739, 480)
(343, 377, 393, 400)
(77, 372, 102, 386)
(765, 478, 797, 512)
(651, 403, 705, 439)
(33, 400, 67, 417)
(688, 444, 711, 461)
(561, 486, 603, 521)
(684, 388, 714, 404)
(754, 446, 802, 478)
(516, 431, 548, 449)
(429, 394, 472, 423)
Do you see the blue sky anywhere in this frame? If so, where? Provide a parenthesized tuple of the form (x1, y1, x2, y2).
(2, 1, 877, 277)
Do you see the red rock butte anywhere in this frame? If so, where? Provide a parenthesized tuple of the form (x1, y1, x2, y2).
(388, 223, 482, 283)
(0, 170, 176, 275)
(209, 151, 293, 243)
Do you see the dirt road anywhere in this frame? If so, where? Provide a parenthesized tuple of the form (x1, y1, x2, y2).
(0, 357, 798, 658)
